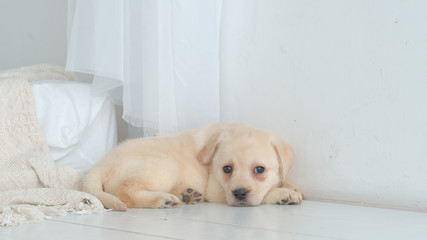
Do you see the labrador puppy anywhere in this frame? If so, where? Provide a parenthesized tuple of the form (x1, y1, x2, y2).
(83, 122, 304, 211)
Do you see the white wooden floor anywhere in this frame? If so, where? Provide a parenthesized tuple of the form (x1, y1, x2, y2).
(1, 200, 426, 240)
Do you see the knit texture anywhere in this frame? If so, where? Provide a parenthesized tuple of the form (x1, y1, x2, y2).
(0, 65, 104, 226)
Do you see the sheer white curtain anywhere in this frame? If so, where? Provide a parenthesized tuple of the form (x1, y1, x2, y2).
(66, 0, 222, 137)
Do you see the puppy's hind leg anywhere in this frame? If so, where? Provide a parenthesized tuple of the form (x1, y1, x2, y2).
(117, 178, 181, 208)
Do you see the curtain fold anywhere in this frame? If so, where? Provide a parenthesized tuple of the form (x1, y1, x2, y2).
(66, 0, 222, 136)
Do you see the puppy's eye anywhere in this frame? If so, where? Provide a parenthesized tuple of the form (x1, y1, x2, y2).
(223, 165, 232, 174)
(254, 166, 265, 174)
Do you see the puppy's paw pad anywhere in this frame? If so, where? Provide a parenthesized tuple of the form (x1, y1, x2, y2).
(276, 199, 297, 205)
(159, 195, 181, 208)
(276, 198, 289, 205)
(164, 201, 179, 207)
(180, 188, 202, 204)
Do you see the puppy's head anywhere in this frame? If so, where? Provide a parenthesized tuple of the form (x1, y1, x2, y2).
(198, 127, 294, 206)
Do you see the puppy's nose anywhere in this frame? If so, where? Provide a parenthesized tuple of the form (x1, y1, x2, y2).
(232, 188, 248, 201)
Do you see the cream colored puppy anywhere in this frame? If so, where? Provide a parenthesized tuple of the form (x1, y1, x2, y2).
(83, 123, 304, 211)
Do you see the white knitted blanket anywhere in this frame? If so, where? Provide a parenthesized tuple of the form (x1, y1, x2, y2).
(0, 65, 104, 226)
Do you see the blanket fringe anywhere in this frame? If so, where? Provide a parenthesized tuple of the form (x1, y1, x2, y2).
(0, 199, 105, 227)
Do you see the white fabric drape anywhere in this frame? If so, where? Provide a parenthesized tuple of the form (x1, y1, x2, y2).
(66, 0, 222, 136)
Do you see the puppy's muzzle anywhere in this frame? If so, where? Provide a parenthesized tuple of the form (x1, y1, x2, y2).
(232, 188, 249, 201)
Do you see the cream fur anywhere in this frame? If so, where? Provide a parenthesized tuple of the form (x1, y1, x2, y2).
(83, 123, 304, 211)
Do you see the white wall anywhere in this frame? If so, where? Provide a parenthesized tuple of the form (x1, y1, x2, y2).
(0, 0, 67, 69)
(220, 0, 427, 211)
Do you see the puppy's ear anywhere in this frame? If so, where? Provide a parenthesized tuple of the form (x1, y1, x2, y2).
(271, 136, 295, 186)
(197, 132, 224, 164)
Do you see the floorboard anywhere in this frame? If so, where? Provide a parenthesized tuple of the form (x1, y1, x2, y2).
(1, 201, 426, 240)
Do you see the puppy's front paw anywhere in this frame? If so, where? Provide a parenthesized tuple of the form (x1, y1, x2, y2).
(263, 187, 303, 205)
